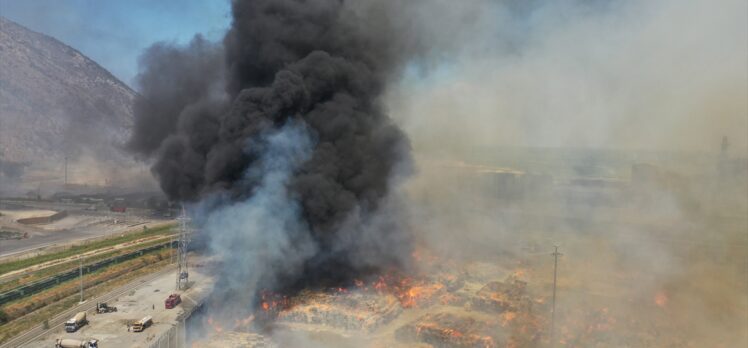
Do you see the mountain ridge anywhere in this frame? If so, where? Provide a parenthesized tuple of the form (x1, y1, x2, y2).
(0, 16, 136, 165)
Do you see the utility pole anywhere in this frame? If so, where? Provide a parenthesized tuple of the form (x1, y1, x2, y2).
(169, 234, 173, 264)
(64, 156, 68, 186)
(551, 245, 562, 348)
(79, 257, 84, 303)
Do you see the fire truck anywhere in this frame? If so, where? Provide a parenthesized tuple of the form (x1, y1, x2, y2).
(109, 198, 127, 213)
(164, 294, 181, 309)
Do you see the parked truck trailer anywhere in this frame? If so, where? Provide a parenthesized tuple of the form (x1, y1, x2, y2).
(54, 338, 98, 348)
(131, 315, 152, 332)
(64, 312, 87, 333)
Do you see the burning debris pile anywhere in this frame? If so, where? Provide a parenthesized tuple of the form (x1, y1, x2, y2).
(192, 332, 274, 348)
(363, 272, 463, 309)
(231, 268, 544, 347)
(471, 276, 533, 314)
(557, 307, 618, 347)
(277, 290, 402, 332)
(396, 312, 500, 348)
(255, 270, 466, 332)
(388, 273, 543, 347)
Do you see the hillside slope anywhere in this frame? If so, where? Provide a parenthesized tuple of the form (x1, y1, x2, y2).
(0, 17, 148, 191)
(0, 16, 135, 164)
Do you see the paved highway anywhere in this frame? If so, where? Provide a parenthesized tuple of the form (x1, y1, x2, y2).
(1, 200, 174, 258)
(0, 219, 173, 259)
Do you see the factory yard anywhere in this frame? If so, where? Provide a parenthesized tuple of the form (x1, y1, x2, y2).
(2, 159, 745, 348)
(189, 207, 747, 348)
(19, 255, 215, 348)
(2, 210, 744, 348)
(0, 220, 181, 344)
(192, 258, 540, 347)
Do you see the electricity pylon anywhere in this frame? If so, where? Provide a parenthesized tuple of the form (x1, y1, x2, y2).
(176, 205, 191, 290)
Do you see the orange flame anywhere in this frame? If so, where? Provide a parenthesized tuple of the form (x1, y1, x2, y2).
(654, 291, 668, 308)
(501, 312, 517, 327)
(206, 316, 224, 333)
(235, 314, 255, 327)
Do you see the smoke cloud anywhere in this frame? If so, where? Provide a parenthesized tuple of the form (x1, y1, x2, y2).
(129, 0, 746, 345)
(386, 0, 747, 346)
(129, 0, 415, 298)
(388, 0, 748, 157)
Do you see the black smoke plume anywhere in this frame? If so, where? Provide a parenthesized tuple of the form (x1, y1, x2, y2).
(129, 0, 414, 296)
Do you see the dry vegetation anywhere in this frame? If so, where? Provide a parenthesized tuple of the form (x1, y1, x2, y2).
(0, 236, 174, 293)
(0, 224, 174, 276)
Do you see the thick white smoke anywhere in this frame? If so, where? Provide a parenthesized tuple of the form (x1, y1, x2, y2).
(198, 122, 317, 312)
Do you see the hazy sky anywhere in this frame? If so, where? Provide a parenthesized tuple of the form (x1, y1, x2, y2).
(0, 0, 231, 88)
(387, 0, 748, 155)
(0, 0, 744, 155)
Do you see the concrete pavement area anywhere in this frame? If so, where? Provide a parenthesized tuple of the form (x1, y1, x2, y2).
(24, 255, 215, 348)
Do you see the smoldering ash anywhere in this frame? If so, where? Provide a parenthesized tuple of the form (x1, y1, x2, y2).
(128, 0, 414, 310)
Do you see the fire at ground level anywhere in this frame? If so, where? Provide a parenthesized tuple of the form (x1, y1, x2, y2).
(8, 158, 745, 347)
(186, 209, 747, 348)
(22, 204, 742, 347)
(6, 140, 744, 347)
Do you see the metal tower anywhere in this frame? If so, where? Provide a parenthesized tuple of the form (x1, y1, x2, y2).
(176, 205, 191, 290)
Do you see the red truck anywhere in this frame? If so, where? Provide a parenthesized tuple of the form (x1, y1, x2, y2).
(165, 294, 181, 309)
(110, 206, 126, 213)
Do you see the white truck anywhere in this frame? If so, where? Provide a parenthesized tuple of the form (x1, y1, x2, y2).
(64, 311, 87, 333)
(131, 315, 152, 332)
(54, 338, 98, 348)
